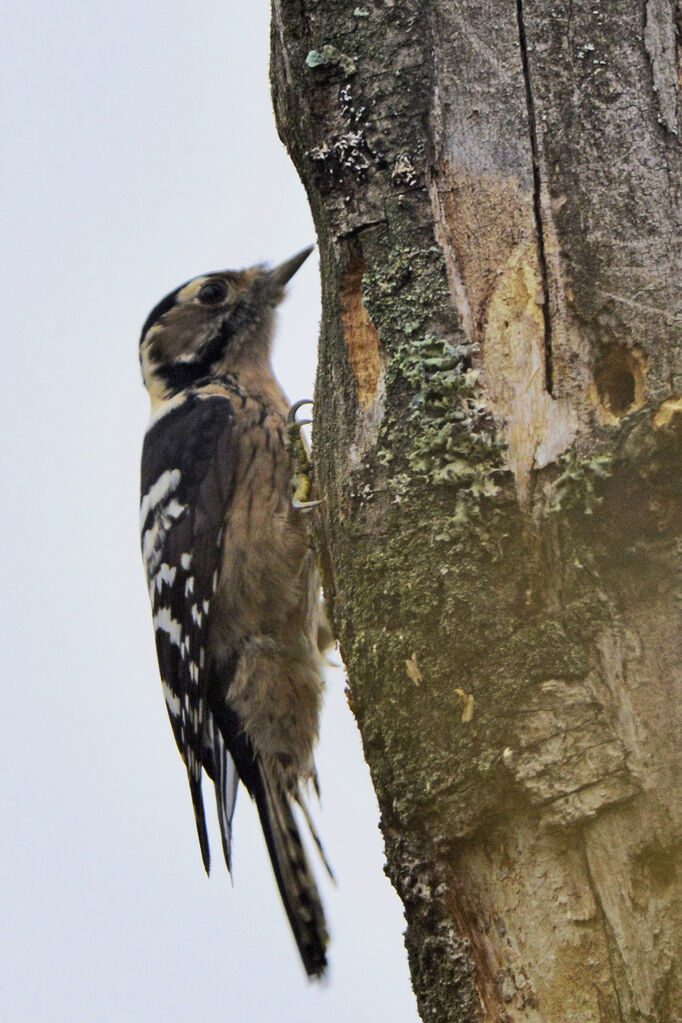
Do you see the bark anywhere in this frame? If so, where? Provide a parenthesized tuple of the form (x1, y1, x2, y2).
(270, 2, 682, 1021)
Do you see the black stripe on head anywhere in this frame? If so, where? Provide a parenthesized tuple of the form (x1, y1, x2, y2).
(155, 297, 258, 393)
(140, 279, 191, 344)
(157, 330, 232, 392)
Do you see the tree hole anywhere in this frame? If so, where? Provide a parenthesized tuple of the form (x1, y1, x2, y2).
(592, 344, 646, 420)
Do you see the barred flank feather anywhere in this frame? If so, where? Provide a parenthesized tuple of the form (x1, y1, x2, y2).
(255, 767, 329, 978)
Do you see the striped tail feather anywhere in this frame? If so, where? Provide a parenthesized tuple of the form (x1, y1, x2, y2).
(212, 727, 240, 874)
(256, 767, 329, 979)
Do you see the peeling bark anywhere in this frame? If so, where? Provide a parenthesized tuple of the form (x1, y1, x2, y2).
(271, 2, 681, 1020)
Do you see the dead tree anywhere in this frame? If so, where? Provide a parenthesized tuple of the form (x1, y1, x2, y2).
(271, 2, 681, 1020)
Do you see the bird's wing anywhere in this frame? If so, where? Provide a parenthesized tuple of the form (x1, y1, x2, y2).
(140, 390, 239, 874)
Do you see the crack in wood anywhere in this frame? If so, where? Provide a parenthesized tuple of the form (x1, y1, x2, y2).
(538, 766, 634, 804)
(581, 839, 628, 1022)
(516, 0, 554, 395)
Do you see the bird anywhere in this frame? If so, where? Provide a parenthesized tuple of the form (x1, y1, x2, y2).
(138, 246, 330, 978)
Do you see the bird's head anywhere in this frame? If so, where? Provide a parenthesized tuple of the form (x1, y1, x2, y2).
(139, 246, 313, 403)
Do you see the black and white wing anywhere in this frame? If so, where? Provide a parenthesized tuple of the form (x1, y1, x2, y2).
(140, 391, 238, 873)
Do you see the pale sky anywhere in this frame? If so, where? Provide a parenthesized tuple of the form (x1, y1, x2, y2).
(1, 2, 418, 1020)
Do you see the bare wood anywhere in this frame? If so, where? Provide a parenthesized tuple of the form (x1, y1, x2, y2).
(271, 1, 682, 1019)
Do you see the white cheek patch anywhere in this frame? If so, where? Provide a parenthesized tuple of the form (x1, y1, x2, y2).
(140, 344, 170, 406)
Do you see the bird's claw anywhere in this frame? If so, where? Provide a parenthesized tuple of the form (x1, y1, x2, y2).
(292, 496, 325, 512)
(287, 399, 314, 426)
(287, 400, 324, 512)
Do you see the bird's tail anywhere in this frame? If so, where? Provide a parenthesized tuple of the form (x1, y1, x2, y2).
(254, 765, 329, 979)
(187, 764, 211, 875)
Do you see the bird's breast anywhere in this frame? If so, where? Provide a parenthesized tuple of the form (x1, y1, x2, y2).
(208, 400, 315, 658)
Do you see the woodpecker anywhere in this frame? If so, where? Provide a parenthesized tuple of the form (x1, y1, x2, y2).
(138, 247, 329, 978)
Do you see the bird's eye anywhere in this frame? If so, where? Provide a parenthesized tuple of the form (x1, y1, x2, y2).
(198, 280, 228, 305)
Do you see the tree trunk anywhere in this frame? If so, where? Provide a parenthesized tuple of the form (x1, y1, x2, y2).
(271, 2, 682, 1020)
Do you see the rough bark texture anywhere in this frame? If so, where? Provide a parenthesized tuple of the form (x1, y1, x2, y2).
(271, 2, 682, 1021)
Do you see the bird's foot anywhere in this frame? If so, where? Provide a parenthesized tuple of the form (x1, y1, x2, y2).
(287, 400, 324, 511)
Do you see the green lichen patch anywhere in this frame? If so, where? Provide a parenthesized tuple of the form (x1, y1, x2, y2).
(397, 334, 504, 493)
(546, 451, 613, 516)
(305, 45, 357, 75)
(361, 244, 507, 540)
(362, 245, 452, 343)
(380, 329, 506, 540)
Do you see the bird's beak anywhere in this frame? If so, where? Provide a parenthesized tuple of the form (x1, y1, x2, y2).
(268, 246, 314, 288)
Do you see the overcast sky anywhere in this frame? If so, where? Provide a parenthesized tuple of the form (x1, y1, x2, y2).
(1, 2, 418, 1020)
